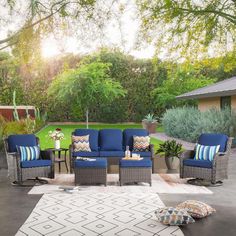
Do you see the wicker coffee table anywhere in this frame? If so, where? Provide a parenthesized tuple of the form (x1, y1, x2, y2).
(119, 158, 152, 186)
(74, 158, 107, 186)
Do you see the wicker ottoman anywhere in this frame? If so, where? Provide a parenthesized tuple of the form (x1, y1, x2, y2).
(119, 159, 152, 186)
(74, 158, 107, 186)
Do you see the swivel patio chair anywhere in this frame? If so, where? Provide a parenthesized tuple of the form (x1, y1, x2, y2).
(4, 134, 55, 185)
(180, 133, 233, 186)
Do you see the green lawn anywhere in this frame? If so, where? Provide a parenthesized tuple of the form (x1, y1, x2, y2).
(36, 123, 163, 152)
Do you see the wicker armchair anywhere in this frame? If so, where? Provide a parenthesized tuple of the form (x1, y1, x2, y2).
(4, 134, 54, 185)
(180, 133, 233, 185)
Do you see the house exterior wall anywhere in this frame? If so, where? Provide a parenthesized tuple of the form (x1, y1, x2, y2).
(232, 95, 236, 110)
(198, 97, 221, 112)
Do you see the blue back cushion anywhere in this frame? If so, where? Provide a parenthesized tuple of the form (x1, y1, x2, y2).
(123, 129, 149, 149)
(73, 129, 99, 151)
(99, 129, 123, 151)
(198, 133, 228, 152)
(8, 134, 38, 152)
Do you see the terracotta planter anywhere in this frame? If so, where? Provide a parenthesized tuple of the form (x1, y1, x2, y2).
(142, 121, 158, 134)
(165, 156, 179, 170)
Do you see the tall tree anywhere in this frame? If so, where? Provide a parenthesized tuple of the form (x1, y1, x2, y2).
(137, 0, 236, 59)
(48, 61, 126, 127)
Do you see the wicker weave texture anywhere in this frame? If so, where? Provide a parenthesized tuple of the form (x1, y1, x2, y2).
(180, 137, 233, 183)
(119, 167, 152, 186)
(75, 168, 107, 186)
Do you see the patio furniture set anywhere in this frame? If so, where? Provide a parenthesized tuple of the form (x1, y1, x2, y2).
(3, 128, 233, 187)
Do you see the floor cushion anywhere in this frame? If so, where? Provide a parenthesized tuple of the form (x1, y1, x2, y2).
(155, 207, 195, 225)
(176, 200, 216, 218)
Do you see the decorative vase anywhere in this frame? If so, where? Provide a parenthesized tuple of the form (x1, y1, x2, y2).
(165, 156, 179, 170)
(54, 140, 60, 149)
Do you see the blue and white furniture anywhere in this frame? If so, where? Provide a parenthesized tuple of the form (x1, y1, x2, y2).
(69, 128, 154, 173)
(4, 134, 54, 185)
(180, 133, 233, 185)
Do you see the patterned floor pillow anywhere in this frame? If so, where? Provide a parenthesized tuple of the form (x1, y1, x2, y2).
(155, 207, 195, 225)
(176, 200, 216, 218)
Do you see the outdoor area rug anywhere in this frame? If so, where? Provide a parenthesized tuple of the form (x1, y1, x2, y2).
(16, 192, 183, 236)
(29, 174, 212, 195)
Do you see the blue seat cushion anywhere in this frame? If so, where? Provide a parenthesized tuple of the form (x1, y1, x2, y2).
(198, 133, 228, 152)
(21, 159, 52, 168)
(120, 159, 152, 168)
(72, 151, 99, 157)
(99, 151, 125, 157)
(131, 151, 152, 158)
(99, 129, 123, 151)
(123, 129, 149, 149)
(183, 159, 212, 169)
(8, 134, 38, 152)
(73, 129, 99, 151)
(75, 158, 107, 168)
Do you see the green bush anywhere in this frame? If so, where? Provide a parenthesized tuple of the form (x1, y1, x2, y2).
(162, 107, 236, 142)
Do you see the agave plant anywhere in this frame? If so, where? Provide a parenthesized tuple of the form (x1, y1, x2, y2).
(156, 140, 182, 158)
(142, 113, 158, 123)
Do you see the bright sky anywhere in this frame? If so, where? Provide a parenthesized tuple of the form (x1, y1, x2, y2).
(41, 1, 156, 59)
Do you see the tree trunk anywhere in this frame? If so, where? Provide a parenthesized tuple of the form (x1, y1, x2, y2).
(86, 109, 89, 129)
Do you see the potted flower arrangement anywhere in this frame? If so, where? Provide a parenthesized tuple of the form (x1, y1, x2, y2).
(48, 128, 64, 149)
(156, 140, 182, 170)
(142, 113, 158, 134)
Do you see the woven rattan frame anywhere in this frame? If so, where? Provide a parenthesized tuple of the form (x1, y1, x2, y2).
(180, 137, 233, 183)
(69, 144, 155, 174)
(119, 167, 152, 186)
(74, 168, 107, 186)
(3, 137, 54, 183)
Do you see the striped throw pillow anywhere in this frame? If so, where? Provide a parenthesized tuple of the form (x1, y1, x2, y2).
(133, 135, 150, 152)
(17, 146, 40, 162)
(194, 144, 220, 161)
(72, 135, 91, 152)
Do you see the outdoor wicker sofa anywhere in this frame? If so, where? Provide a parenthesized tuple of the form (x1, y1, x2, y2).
(4, 134, 54, 184)
(180, 133, 233, 185)
(69, 128, 154, 173)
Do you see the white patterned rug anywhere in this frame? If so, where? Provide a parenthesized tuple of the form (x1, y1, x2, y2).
(29, 174, 212, 195)
(16, 192, 183, 236)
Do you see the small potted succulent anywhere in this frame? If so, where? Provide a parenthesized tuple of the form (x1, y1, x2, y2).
(156, 140, 182, 170)
(142, 113, 158, 134)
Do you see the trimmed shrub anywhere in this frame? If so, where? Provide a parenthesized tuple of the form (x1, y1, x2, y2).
(162, 107, 236, 142)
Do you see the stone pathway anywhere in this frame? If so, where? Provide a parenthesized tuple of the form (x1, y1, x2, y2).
(150, 132, 195, 150)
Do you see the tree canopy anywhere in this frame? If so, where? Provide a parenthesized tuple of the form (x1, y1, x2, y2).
(48, 60, 126, 127)
(137, 0, 236, 59)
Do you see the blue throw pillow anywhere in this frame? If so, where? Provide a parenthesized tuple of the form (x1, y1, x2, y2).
(194, 144, 220, 161)
(17, 146, 40, 162)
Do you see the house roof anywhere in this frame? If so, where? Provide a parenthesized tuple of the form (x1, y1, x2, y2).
(176, 77, 236, 99)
